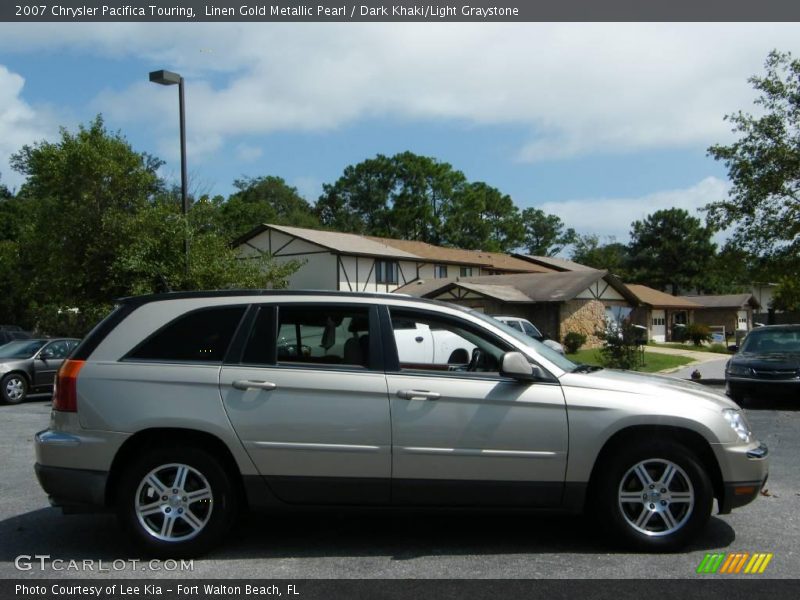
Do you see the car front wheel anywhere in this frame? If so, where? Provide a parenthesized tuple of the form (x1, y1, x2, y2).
(1, 373, 28, 404)
(116, 446, 237, 557)
(595, 440, 713, 552)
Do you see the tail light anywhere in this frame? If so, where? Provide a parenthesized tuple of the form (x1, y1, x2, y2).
(53, 360, 85, 412)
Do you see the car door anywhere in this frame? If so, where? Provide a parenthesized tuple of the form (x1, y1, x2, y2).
(219, 303, 392, 505)
(34, 340, 69, 389)
(383, 306, 568, 507)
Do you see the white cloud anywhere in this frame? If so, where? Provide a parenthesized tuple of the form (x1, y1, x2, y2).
(236, 143, 263, 162)
(0, 66, 53, 190)
(540, 176, 731, 242)
(2, 23, 800, 167)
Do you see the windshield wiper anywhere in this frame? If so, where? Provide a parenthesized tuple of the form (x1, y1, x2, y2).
(572, 363, 603, 373)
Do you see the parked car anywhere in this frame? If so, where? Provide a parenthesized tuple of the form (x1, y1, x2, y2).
(0, 338, 80, 404)
(725, 324, 800, 404)
(491, 315, 565, 355)
(0, 325, 32, 346)
(35, 291, 767, 557)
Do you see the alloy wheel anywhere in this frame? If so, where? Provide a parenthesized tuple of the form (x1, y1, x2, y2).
(617, 458, 695, 537)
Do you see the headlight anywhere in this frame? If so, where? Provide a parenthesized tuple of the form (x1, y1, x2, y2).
(723, 408, 752, 442)
(727, 363, 754, 377)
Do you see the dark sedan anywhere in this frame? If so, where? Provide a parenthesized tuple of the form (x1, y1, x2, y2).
(725, 324, 800, 405)
(0, 338, 80, 404)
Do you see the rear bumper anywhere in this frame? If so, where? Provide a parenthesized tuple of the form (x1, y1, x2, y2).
(34, 463, 108, 512)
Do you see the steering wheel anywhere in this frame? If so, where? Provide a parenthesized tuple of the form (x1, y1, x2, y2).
(467, 348, 483, 372)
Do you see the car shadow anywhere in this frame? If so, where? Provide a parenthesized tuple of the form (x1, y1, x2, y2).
(0, 507, 736, 562)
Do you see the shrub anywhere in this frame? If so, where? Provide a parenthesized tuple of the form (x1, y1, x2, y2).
(597, 322, 640, 370)
(709, 343, 730, 354)
(563, 332, 587, 354)
(685, 323, 713, 347)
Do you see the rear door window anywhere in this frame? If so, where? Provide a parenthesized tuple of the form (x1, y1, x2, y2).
(272, 305, 373, 369)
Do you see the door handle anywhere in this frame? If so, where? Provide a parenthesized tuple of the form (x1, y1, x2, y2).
(232, 380, 277, 391)
(414, 336, 424, 343)
(396, 389, 441, 401)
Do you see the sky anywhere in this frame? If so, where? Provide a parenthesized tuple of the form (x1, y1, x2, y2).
(1, 22, 800, 244)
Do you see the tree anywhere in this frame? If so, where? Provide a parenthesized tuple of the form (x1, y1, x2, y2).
(317, 151, 525, 250)
(442, 182, 524, 252)
(219, 176, 318, 240)
(0, 172, 12, 200)
(706, 51, 800, 305)
(570, 234, 631, 278)
(520, 207, 577, 256)
(10, 116, 164, 315)
(9, 117, 298, 334)
(628, 208, 716, 295)
(317, 152, 467, 244)
(316, 154, 397, 236)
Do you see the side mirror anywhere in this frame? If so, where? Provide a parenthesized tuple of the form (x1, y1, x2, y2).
(500, 351, 544, 381)
(39, 350, 55, 360)
(727, 344, 739, 353)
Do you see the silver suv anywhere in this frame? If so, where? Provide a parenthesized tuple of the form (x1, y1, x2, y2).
(35, 291, 768, 557)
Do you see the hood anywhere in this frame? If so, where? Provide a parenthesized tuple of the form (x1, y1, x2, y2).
(559, 368, 738, 410)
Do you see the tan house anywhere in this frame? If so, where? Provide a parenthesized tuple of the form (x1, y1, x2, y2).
(681, 294, 760, 339)
(626, 284, 702, 343)
(395, 270, 638, 348)
(234, 224, 552, 293)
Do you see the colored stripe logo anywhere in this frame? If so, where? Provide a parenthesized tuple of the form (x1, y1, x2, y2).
(696, 552, 773, 574)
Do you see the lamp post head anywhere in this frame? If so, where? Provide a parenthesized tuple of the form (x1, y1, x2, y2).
(149, 69, 182, 85)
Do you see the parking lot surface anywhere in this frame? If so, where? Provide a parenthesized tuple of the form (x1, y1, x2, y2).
(1, 393, 797, 579)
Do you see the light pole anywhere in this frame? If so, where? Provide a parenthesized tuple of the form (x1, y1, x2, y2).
(149, 69, 189, 275)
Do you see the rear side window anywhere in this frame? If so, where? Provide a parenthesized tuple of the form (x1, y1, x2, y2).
(127, 306, 246, 363)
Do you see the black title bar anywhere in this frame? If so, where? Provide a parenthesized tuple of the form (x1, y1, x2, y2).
(3, 0, 800, 22)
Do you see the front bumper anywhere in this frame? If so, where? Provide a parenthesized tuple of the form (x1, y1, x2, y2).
(726, 377, 800, 400)
(717, 441, 769, 514)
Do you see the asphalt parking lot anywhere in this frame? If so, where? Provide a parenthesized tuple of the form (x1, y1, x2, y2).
(1, 391, 798, 580)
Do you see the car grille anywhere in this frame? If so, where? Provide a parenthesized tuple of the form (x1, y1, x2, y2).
(751, 368, 799, 380)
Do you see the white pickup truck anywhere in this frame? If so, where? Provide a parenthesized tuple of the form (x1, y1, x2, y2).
(392, 320, 476, 366)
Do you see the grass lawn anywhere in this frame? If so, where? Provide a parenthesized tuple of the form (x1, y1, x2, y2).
(566, 348, 694, 373)
(652, 342, 731, 354)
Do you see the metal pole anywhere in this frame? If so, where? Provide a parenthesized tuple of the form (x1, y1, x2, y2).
(178, 76, 189, 275)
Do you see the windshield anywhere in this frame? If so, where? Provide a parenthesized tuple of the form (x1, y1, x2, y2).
(470, 310, 577, 372)
(741, 329, 800, 354)
(0, 340, 46, 359)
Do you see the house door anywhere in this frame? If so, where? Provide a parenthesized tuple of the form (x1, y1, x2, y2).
(651, 310, 666, 343)
(737, 310, 749, 330)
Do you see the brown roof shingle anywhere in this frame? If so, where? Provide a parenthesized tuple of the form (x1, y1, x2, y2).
(626, 284, 702, 309)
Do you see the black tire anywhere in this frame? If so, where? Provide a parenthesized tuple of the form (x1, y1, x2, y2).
(116, 445, 238, 558)
(1, 373, 28, 404)
(594, 439, 713, 552)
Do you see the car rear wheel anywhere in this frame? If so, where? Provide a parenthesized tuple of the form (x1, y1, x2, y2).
(116, 446, 237, 557)
(1, 373, 28, 404)
(595, 440, 713, 551)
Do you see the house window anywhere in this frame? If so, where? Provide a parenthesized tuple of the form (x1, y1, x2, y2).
(435, 264, 448, 278)
(652, 317, 666, 326)
(376, 260, 398, 284)
(459, 266, 474, 277)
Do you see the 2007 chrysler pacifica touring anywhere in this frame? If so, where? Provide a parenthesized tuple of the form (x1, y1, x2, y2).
(35, 291, 768, 556)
